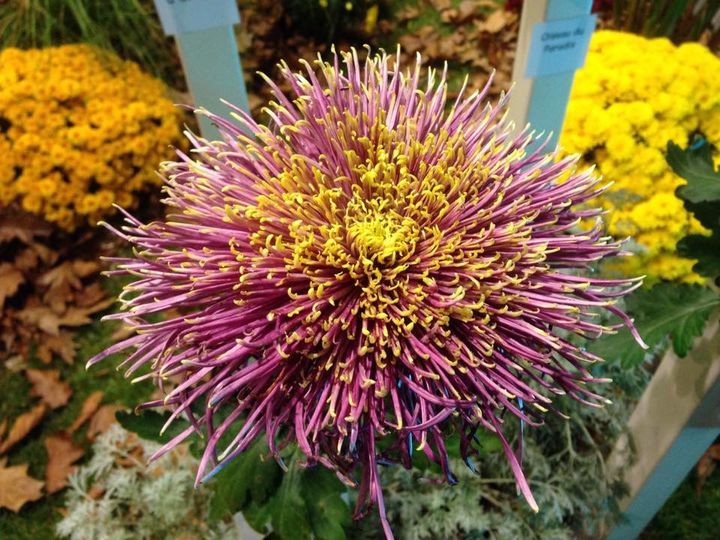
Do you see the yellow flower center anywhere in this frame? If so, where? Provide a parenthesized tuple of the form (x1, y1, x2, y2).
(346, 210, 415, 267)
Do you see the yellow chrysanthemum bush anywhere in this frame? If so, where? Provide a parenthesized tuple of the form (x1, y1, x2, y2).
(561, 30, 720, 283)
(0, 45, 184, 231)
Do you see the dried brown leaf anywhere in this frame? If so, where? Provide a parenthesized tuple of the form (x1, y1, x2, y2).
(87, 405, 122, 440)
(398, 33, 424, 55)
(16, 306, 60, 336)
(36, 345, 53, 365)
(0, 458, 44, 512)
(0, 404, 48, 454)
(25, 369, 72, 409)
(0, 263, 24, 309)
(430, 0, 452, 10)
(44, 434, 84, 493)
(457, 0, 477, 20)
(4, 355, 26, 372)
(31, 243, 57, 265)
(440, 8, 458, 23)
(13, 248, 40, 272)
(56, 307, 93, 327)
(475, 9, 510, 33)
(45, 332, 76, 365)
(67, 391, 104, 434)
(71, 260, 99, 278)
(397, 6, 420, 21)
(708, 444, 720, 460)
(0, 209, 51, 244)
(441, 0, 476, 23)
(39, 262, 82, 291)
(75, 282, 106, 308)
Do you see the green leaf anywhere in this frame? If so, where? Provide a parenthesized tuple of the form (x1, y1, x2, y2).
(677, 234, 720, 279)
(208, 436, 283, 524)
(588, 319, 646, 368)
(303, 468, 350, 540)
(588, 283, 720, 367)
(242, 498, 275, 535)
(683, 200, 720, 231)
(115, 409, 187, 443)
(268, 451, 314, 540)
(207, 438, 351, 539)
(668, 141, 720, 204)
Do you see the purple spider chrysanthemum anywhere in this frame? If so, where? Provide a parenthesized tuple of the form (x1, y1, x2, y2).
(91, 49, 644, 538)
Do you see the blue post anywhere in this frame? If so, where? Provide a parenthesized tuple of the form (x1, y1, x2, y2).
(508, 0, 596, 150)
(606, 315, 720, 539)
(153, 0, 250, 139)
(609, 427, 720, 540)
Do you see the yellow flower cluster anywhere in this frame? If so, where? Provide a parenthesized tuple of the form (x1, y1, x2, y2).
(561, 30, 720, 283)
(0, 45, 183, 231)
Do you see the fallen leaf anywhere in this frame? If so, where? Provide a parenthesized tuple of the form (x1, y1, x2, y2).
(67, 391, 104, 434)
(430, 0, 452, 10)
(475, 9, 510, 33)
(71, 260, 99, 278)
(87, 405, 123, 440)
(44, 434, 84, 493)
(13, 248, 40, 272)
(697, 443, 720, 492)
(709, 444, 720, 460)
(398, 34, 424, 55)
(38, 331, 76, 365)
(0, 404, 48, 454)
(25, 369, 72, 409)
(0, 458, 44, 512)
(0, 209, 52, 244)
(39, 262, 83, 292)
(441, 0, 476, 23)
(56, 307, 93, 327)
(16, 306, 60, 336)
(396, 5, 420, 21)
(3, 354, 26, 372)
(0, 263, 24, 308)
(31, 242, 58, 265)
(75, 282, 106, 308)
(440, 8, 458, 23)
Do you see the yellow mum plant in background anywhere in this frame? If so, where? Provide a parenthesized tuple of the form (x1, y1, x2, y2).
(561, 30, 720, 283)
(0, 45, 183, 231)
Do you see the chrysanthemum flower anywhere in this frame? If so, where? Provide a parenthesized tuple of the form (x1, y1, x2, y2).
(92, 49, 644, 538)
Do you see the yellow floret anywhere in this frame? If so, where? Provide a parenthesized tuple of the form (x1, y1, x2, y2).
(0, 44, 184, 230)
(561, 30, 720, 283)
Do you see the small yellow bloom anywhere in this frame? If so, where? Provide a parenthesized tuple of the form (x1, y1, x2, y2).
(561, 30, 720, 283)
(0, 44, 184, 230)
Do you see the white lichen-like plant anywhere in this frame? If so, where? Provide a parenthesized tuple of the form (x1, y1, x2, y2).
(56, 424, 238, 540)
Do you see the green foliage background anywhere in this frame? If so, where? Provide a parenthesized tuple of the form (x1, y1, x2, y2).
(0, 0, 181, 86)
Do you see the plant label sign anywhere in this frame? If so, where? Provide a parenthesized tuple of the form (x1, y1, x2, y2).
(154, 0, 240, 36)
(524, 14, 597, 78)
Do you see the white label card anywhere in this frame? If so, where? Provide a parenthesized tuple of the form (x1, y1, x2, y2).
(524, 14, 597, 78)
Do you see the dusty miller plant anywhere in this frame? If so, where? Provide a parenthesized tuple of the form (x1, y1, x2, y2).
(376, 362, 650, 540)
(56, 424, 238, 540)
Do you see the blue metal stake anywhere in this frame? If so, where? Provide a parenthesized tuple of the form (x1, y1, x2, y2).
(606, 315, 720, 539)
(508, 0, 595, 151)
(609, 428, 720, 540)
(153, 0, 250, 139)
(175, 26, 250, 138)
